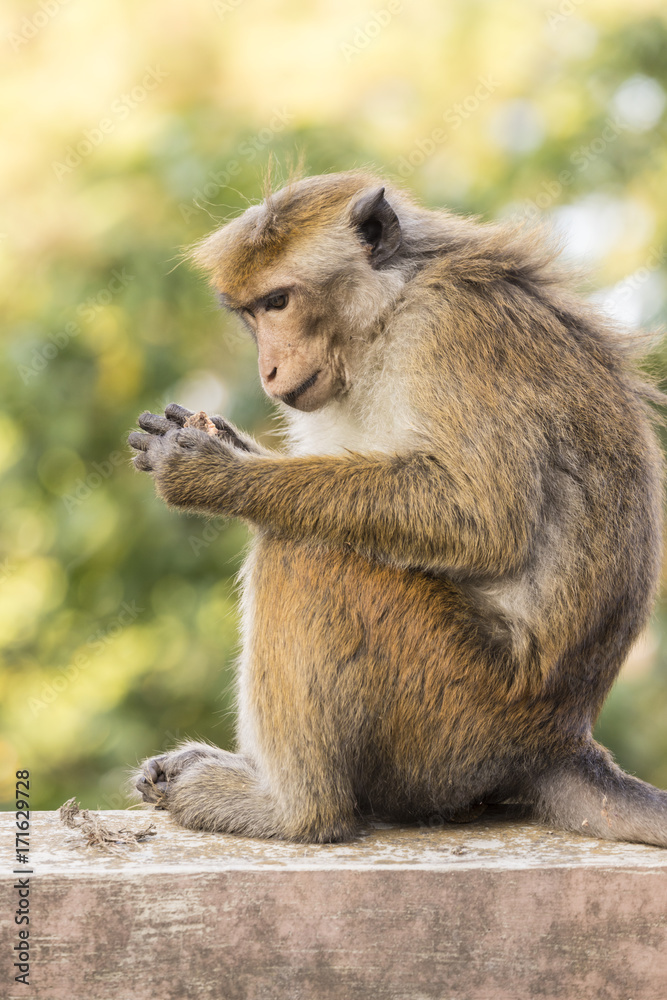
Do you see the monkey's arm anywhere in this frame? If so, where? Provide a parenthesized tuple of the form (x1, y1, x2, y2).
(130, 418, 538, 577)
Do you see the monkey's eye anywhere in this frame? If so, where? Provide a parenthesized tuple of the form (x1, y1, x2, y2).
(266, 292, 289, 311)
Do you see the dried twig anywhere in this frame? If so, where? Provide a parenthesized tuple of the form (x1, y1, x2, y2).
(59, 798, 157, 852)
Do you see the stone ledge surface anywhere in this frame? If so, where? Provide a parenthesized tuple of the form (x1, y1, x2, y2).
(1, 808, 666, 1000)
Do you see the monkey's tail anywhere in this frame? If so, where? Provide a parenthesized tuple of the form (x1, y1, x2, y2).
(530, 740, 667, 848)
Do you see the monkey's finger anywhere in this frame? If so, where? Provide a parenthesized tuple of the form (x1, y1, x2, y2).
(138, 411, 173, 435)
(210, 416, 249, 451)
(210, 415, 237, 433)
(133, 452, 154, 472)
(165, 402, 193, 426)
(128, 431, 152, 451)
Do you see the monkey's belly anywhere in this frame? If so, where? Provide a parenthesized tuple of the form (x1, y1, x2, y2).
(239, 534, 545, 816)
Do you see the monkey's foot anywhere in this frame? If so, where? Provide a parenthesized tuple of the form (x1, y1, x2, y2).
(134, 744, 292, 839)
(135, 742, 227, 808)
(134, 743, 357, 841)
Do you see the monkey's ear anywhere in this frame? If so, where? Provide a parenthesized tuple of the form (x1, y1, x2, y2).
(349, 186, 401, 267)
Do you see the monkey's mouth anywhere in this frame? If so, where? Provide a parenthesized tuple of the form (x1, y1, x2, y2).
(280, 370, 321, 408)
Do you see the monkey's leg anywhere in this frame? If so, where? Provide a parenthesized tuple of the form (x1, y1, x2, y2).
(134, 534, 551, 841)
(136, 742, 286, 839)
(235, 534, 535, 830)
(135, 739, 357, 842)
(531, 740, 667, 847)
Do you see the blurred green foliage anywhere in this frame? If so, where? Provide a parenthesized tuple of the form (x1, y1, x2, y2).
(1, 0, 667, 808)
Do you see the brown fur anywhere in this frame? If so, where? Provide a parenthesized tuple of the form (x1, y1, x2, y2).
(129, 172, 667, 846)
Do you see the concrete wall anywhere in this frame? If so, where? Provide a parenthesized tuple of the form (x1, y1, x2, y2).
(2, 807, 666, 999)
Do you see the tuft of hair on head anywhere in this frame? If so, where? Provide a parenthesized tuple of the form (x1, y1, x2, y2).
(261, 151, 278, 217)
(187, 167, 390, 295)
(262, 150, 307, 204)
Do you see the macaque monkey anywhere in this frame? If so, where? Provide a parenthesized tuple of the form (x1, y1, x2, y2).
(129, 171, 667, 846)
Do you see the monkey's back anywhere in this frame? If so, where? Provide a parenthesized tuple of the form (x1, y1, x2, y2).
(403, 246, 664, 719)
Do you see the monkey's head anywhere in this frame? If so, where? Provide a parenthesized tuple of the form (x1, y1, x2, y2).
(191, 173, 407, 411)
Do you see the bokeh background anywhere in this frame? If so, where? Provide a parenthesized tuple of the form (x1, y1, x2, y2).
(2, 0, 667, 810)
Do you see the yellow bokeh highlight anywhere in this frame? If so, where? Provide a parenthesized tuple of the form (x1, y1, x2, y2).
(0, 558, 67, 647)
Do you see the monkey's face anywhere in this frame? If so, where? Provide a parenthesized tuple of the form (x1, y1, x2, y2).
(229, 280, 347, 411)
(198, 178, 405, 411)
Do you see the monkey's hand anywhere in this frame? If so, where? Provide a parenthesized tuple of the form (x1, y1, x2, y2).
(135, 402, 267, 455)
(129, 411, 250, 512)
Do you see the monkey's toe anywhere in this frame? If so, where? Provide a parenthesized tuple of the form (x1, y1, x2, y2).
(144, 757, 162, 783)
(136, 755, 171, 804)
(136, 775, 169, 805)
(136, 743, 230, 808)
